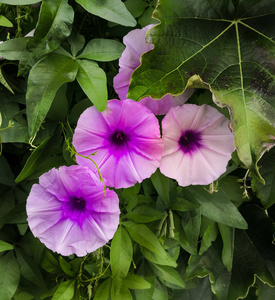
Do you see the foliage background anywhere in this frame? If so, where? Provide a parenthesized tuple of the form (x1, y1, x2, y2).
(0, 0, 274, 299)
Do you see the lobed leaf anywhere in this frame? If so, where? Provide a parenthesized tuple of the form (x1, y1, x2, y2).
(128, 0, 275, 176)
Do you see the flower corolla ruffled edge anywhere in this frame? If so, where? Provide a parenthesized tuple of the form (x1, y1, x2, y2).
(72, 99, 163, 189)
(113, 25, 193, 115)
(26, 165, 120, 257)
(160, 104, 235, 186)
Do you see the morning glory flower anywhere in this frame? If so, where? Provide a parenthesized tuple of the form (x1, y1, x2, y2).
(113, 25, 193, 115)
(160, 104, 235, 186)
(26, 165, 120, 257)
(72, 99, 163, 189)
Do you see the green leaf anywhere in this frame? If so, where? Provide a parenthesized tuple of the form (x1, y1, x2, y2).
(0, 155, 14, 186)
(124, 0, 148, 18)
(0, 202, 27, 229)
(257, 281, 275, 300)
(0, 0, 41, 4)
(124, 273, 151, 290)
(110, 282, 133, 300)
(140, 246, 177, 268)
(0, 38, 28, 61)
(110, 226, 133, 294)
(67, 30, 85, 57)
(128, 0, 275, 176)
(219, 224, 234, 272)
(199, 217, 219, 255)
(152, 278, 168, 300)
(149, 262, 186, 288)
(0, 68, 14, 93)
(0, 15, 12, 27)
(135, 260, 155, 300)
(123, 221, 169, 258)
(93, 278, 111, 300)
(0, 95, 29, 144)
(52, 280, 75, 300)
(181, 208, 201, 255)
(75, 0, 136, 27)
(151, 169, 170, 205)
(78, 38, 125, 61)
(19, 0, 74, 74)
(76, 59, 107, 111)
(41, 250, 60, 274)
(170, 197, 200, 212)
(15, 248, 45, 289)
(182, 186, 248, 229)
(126, 206, 164, 223)
(59, 257, 76, 277)
(251, 147, 275, 208)
(15, 137, 51, 183)
(26, 53, 78, 136)
(0, 252, 20, 300)
(0, 240, 14, 252)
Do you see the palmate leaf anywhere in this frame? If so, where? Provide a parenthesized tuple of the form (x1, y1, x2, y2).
(128, 0, 275, 178)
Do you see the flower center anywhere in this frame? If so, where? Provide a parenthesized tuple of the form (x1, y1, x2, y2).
(178, 130, 202, 154)
(111, 131, 128, 146)
(70, 196, 86, 211)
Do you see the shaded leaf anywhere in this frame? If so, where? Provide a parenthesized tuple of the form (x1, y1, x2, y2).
(76, 59, 107, 111)
(135, 260, 155, 300)
(75, 0, 136, 27)
(78, 38, 125, 61)
(15, 248, 45, 289)
(0, 155, 14, 186)
(26, 53, 78, 136)
(41, 250, 60, 274)
(0, 252, 20, 300)
(251, 147, 275, 208)
(219, 224, 234, 272)
(0, 202, 27, 229)
(59, 257, 76, 277)
(19, 0, 74, 74)
(128, 0, 275, 175)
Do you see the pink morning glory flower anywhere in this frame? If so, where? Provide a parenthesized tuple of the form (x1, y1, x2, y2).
(113, 25, 193, 115)
(26, 165, 120, 257)
(160, 104, 235, 186)
(72, 99, 163, 189)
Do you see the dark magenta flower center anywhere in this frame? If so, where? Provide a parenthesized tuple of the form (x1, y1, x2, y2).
(70, 196, 86, 211)
(178, 130, 202, 154)
(111, 131, 128, 146)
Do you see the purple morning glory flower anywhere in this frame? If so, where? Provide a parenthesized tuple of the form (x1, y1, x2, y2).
(72, 99, 163, 189)
(160, 104, 235, 186)
(26, 165, 120, 257)
(113, 25, 193, 115)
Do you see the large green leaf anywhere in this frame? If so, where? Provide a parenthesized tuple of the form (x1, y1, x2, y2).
(26, 53, 78, 136)
(0, 240, 14, 252)
(19, 0, 74, 75)
(110, 226, 133, 294)
(93, 278, 111, 300)
(52, 280, 75, 300)
(76, 59, 107, 111)
(75, 0, 136, 27)
(128, 0, 275, 176)
(0, 38, 28, 61)
(0, 252, 20, 300)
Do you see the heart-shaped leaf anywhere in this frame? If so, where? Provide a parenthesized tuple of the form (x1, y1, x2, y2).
(128, 0, 275, 177)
